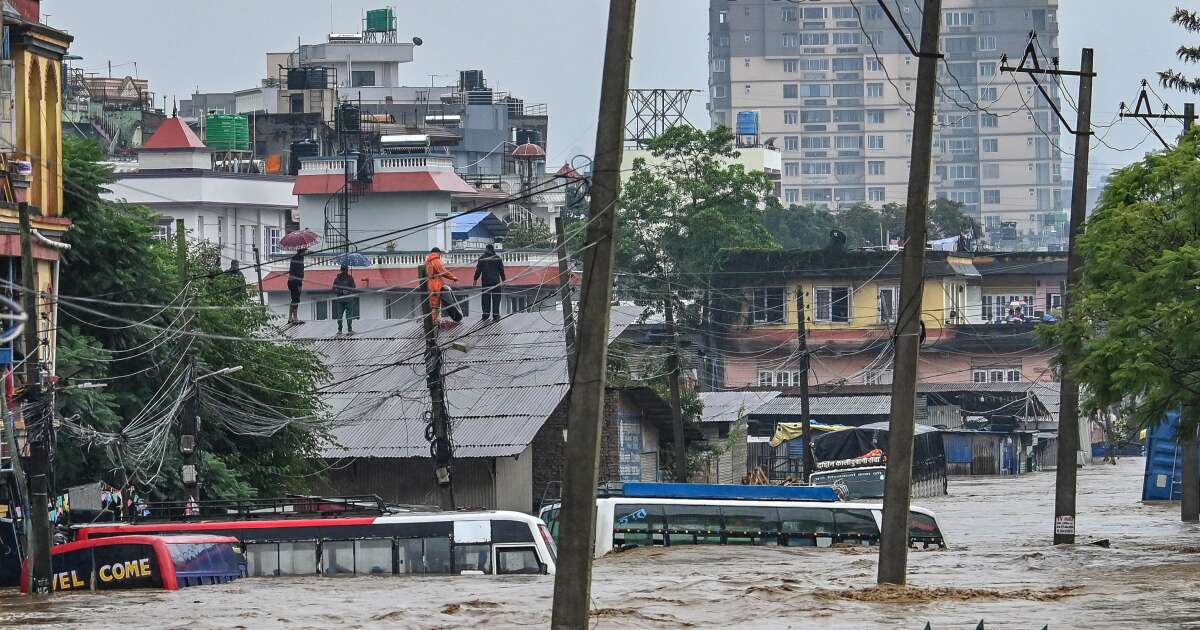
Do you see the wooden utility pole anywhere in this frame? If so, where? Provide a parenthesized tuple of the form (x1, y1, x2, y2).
(663, 286, 687, 482)
(554, 216, 577, 375)
(174, 219, 202, 511)
(877, 0, 941, 586)
(18, 202, 50, 594)
(795, 288, 814, 479)
(418, 265, 455, 511)
(550, 1, 635, 626)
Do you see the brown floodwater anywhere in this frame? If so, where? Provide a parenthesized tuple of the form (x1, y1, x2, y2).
(2, 457, 1198, 629)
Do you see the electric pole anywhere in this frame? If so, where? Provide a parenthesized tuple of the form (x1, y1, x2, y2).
(877, 0, 941, 586)
(663, 285, 687, 482)
(1117, 80, 1193, 148)
(251, 245, 266, 307)
(795, 288, 814, 480)
(554, 216, 577, 375)
(418, 265, 455, 511)
(550, 1, 635, 626)
(18, 202, 50, 594)
(176, 218, 199, 511)
(1003, 44, 1095, 544)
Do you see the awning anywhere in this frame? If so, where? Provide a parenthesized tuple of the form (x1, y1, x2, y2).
(0, 234, 62, 261)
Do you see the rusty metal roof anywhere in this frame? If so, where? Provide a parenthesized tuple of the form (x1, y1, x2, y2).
(697, 391, 780, 423)
(286, 308, 640, 458)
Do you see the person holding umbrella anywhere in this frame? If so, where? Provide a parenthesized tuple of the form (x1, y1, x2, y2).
(279, 229, 320, 324)
(332, 264, 357, 335)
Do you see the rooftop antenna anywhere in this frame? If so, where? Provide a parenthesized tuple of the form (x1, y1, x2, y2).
(330, 0, 334, 34)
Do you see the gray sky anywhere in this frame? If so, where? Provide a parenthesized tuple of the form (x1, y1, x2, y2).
(48, 0, 1191, 177)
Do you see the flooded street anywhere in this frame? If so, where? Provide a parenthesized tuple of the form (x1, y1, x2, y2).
(3, 458, 1199, 629)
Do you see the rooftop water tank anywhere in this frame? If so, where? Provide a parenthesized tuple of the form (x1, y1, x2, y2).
(205, 114, 249, 151)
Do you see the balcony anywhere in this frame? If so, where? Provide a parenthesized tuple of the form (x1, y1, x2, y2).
(268, 249, 560, 272)
(299, 155, 456, 176)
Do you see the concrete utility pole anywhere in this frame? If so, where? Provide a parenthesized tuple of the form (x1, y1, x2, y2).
(251, 245, 266, 307)
(554, 216, 577, 375)
(550, 1, 635, 626)
(876, 0, 941, 586)
(176, 219, 200, 510)
(18, 202, 50, 594)
(418, 265, 455, 511)
(663, 286, 687, 482)
(794, 288, 814, 480)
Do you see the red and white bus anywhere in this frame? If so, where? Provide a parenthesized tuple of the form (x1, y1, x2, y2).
(76, 510, 556, 577)
(22, 535, 244, 592)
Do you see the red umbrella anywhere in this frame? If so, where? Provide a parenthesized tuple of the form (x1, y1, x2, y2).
(279, 229, 320, 251)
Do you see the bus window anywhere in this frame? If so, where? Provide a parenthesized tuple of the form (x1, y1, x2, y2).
(423, 537, 452, 574)
(663, 504, 723, 545)
(246, 543, 278, 577)
(612, 504, 665, 548)
(833, 509, 879, 544)
(778, 507, 835, 547)
(720, 506, 780, 545)
(354, 539, 393, 575)
(542, 508, 560, 539)
(454, 544, 492, 574)
(495, 546, 541, 575)
(909, 511, 943, 547)
(279, 541, 316, 576)
(321, 540, 355, 576)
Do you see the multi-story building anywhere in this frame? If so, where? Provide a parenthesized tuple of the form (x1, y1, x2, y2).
(708, 0, 1065, 250)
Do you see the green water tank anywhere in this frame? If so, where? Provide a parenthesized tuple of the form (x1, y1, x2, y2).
(206, 114, 249, 151)
(366, 8, 393, 32)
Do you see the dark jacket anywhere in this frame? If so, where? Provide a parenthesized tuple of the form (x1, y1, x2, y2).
(473, 252, 506, 286)
(333, 272, 356, 297)
(288, 253, 305, 283)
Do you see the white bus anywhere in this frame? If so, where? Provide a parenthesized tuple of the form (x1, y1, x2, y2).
(540, 495, 944, 558)
(78, 509, 557, 577)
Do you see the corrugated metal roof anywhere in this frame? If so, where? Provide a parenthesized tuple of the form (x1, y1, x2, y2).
(697, 391, 780, 423)
(755, 395, 893, 417)
(288, 307, 640, 458)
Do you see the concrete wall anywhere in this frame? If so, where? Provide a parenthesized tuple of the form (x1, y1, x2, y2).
(297, 191, 450, 252)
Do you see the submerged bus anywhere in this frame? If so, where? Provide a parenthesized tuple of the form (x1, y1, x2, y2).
(22, 535, 244, 592)
(539, 483, 945, 558)
(77, 510, 556, 577)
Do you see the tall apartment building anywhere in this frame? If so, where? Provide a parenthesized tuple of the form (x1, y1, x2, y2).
(709, 0, 1066, 250)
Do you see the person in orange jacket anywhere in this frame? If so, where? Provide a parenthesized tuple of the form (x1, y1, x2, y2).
(425, 247, 458, 323)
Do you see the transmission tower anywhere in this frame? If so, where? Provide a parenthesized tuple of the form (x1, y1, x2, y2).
(625, 89, 697, 146)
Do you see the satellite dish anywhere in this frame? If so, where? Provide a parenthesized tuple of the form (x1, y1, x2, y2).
(412, 36, 424, 46)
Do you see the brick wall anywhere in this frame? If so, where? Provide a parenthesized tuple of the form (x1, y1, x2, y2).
(529, 389, 621, 510)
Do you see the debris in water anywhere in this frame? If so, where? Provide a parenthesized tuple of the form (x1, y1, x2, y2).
(814, 584, 1084, 603)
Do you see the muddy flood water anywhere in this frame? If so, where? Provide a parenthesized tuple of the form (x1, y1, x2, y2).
(3, 457, 1199, 629)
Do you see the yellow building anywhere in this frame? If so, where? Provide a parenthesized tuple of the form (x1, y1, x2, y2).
(0, 5, 72, 383)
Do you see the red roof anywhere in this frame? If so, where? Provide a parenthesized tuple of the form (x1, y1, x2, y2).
(555, 163, 581, 179)
(512, 143, 546, 159)
(142, 117, 206, 150)
(293, 171, 477, 196)
(262, 265, 576, 292)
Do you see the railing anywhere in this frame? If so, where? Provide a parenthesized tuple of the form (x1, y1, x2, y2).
(131, 495, 391, 522)
(299, 155, 455, 175)
(269, 250, 560, 271)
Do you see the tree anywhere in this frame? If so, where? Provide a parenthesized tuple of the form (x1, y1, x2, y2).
(763, 204, 842, 249)
(56, 137, 329, 501)
(1159, 7, 1200, 94)
(761, 200, 974, 250)
(1056, 129, 1200, 521)
(617, 126, 779, 281)
(503, 219, 554, 248)
(927, 198, 981, 240)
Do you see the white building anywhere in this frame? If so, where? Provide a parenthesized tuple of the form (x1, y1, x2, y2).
(103, 117, 297, 284)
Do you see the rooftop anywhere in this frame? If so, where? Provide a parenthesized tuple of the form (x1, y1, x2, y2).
(141, 117, 206, 150)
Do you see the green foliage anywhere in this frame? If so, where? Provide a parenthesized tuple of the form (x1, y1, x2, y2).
(617, 126, 779, 280)
(1058, 128, 1200, 431)
(763, 199, 977, 250)
(1159, 8, 1200, 94)
(56, 137, 329, 500)
(503, 219, 555, 248)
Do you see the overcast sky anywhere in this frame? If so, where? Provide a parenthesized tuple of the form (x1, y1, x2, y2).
(48, 0, 1190, 177)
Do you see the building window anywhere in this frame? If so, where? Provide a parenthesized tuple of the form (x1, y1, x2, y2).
(970, 368, 1021, 384)
(867, 135, 884, 149)
(867, 110, 885, 124)
(801, 136, 831, 149)
(981, 113, 999, 128)
(831, 32, 863, 46)
(982, 163, 1000, 179)
(979, 87, 998, 101)
(802, 162, 832, 175)
(782, 32, 799, 49)
(977, 36, 997, 51)
(155, 222, 171, 242)
(758, 370, 803, 388)
(783, 84, 799, 99)
(867, 160, 885, 176)
(877, 286, 898, 323)
(835, 135, 862, 149)
(979, 62, 996, 77)
(866, 58, 882, 72)
(784, 161, 800, 177)
(783, 59, 798, 73)
(507, 295, 532, 314)
(784, 188, 800, 204)
(784, 136, 799, 151)
(832, 6, 855, 20)
(289, 93, 305, 113)
(712, 58, 727, 73)
(982, 138, 999, 153)
(752, 287, 786, 324)
(802, 110, 832, 123)
(784, 110, 798, 125)
(866, 83, 884, 98)
(799, 32, 829, 46)
(814, 286, 850, 323)
(979, 10, 995, 26)
(946, 138, 976, 154)
(267, 227, 282, 255)
(351, 70, 376, 87)
(1046, 293, 1062, 312)
(782, 6, 797, 22)
(864, 369, 893, 385)
(868, 187, 885, 202)
(713, 85, 726, 99)
(948, 165, 978, 180)
(983, 189, 1000, 204)
(944, 11, 974, 27)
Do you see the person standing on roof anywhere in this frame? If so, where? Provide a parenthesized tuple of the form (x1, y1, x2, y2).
(332, 264, 357, 335)
(473, 244, 506, 321)
(287, 248, 306, 324)
(425, 247, 458, 323)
